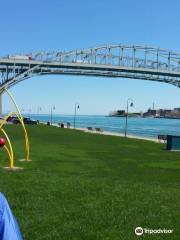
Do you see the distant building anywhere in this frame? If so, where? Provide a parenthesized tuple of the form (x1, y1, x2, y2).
(174, 108, 180, 113)
(143, 107, 180, 118)
(109, 110, 141, 117)
(143, 108, 159, 117)
(109, 110, 125, 117)
(159, 109, 172, 117)
(116, 110, 126, 115)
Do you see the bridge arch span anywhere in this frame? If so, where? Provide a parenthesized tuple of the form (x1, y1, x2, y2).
(0, 44, 180, 90)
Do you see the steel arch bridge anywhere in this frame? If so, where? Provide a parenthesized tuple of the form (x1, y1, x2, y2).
(0, 44, 180, 90)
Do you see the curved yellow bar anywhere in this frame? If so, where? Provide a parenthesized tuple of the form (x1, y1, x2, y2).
(3, 88, 30, 161)
(3, 145, 13, 168)
(0, 111, 14, 129)
(0, 111, 29, 161)
(1, 128, 14, 168)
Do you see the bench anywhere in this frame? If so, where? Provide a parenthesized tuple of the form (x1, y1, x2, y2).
(158, 135, 167, 143)
(95, 127, 103, 133)
(87, 127, 93, 131)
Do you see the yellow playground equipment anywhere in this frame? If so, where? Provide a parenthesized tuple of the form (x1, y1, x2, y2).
(0, 88, 31, 170)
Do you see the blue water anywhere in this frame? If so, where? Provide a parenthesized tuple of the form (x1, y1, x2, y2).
(26, 114, 180, 139)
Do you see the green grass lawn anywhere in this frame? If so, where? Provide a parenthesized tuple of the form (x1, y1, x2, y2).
(0, 124, 179, 240)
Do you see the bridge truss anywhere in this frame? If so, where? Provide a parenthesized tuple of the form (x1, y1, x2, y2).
(0, 44, 180, 90)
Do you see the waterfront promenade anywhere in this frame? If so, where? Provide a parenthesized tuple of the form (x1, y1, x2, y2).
(33, 114, 180, 140)
(49, 122, 159, 143)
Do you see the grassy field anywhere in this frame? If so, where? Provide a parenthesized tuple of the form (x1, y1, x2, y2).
(0, 124, 179, 239)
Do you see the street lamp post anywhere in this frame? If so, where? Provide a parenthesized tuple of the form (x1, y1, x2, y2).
(124, 98, 134, 137)
(37, 106, 42, 123)
(74, 103, 80, 129)
(50, 105, 55, 125)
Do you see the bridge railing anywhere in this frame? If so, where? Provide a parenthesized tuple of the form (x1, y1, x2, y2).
(28, 45, 180, 73)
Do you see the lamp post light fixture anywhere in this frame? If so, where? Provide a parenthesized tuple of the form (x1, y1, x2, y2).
(74, 103, 80, 129)
(124, 98, 134, 137)
(50, 105, 56, 125)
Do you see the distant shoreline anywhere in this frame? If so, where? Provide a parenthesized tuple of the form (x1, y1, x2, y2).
(108, 115, 180, 120)
(108, 115, 141, 118)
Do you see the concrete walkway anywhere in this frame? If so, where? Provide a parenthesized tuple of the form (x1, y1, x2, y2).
(44, 122, 159, 143)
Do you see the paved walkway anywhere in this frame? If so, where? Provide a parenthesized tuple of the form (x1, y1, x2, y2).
(45, 122, 159, 143)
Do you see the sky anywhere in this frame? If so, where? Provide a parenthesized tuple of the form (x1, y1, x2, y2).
(1, 0, 180, 115)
